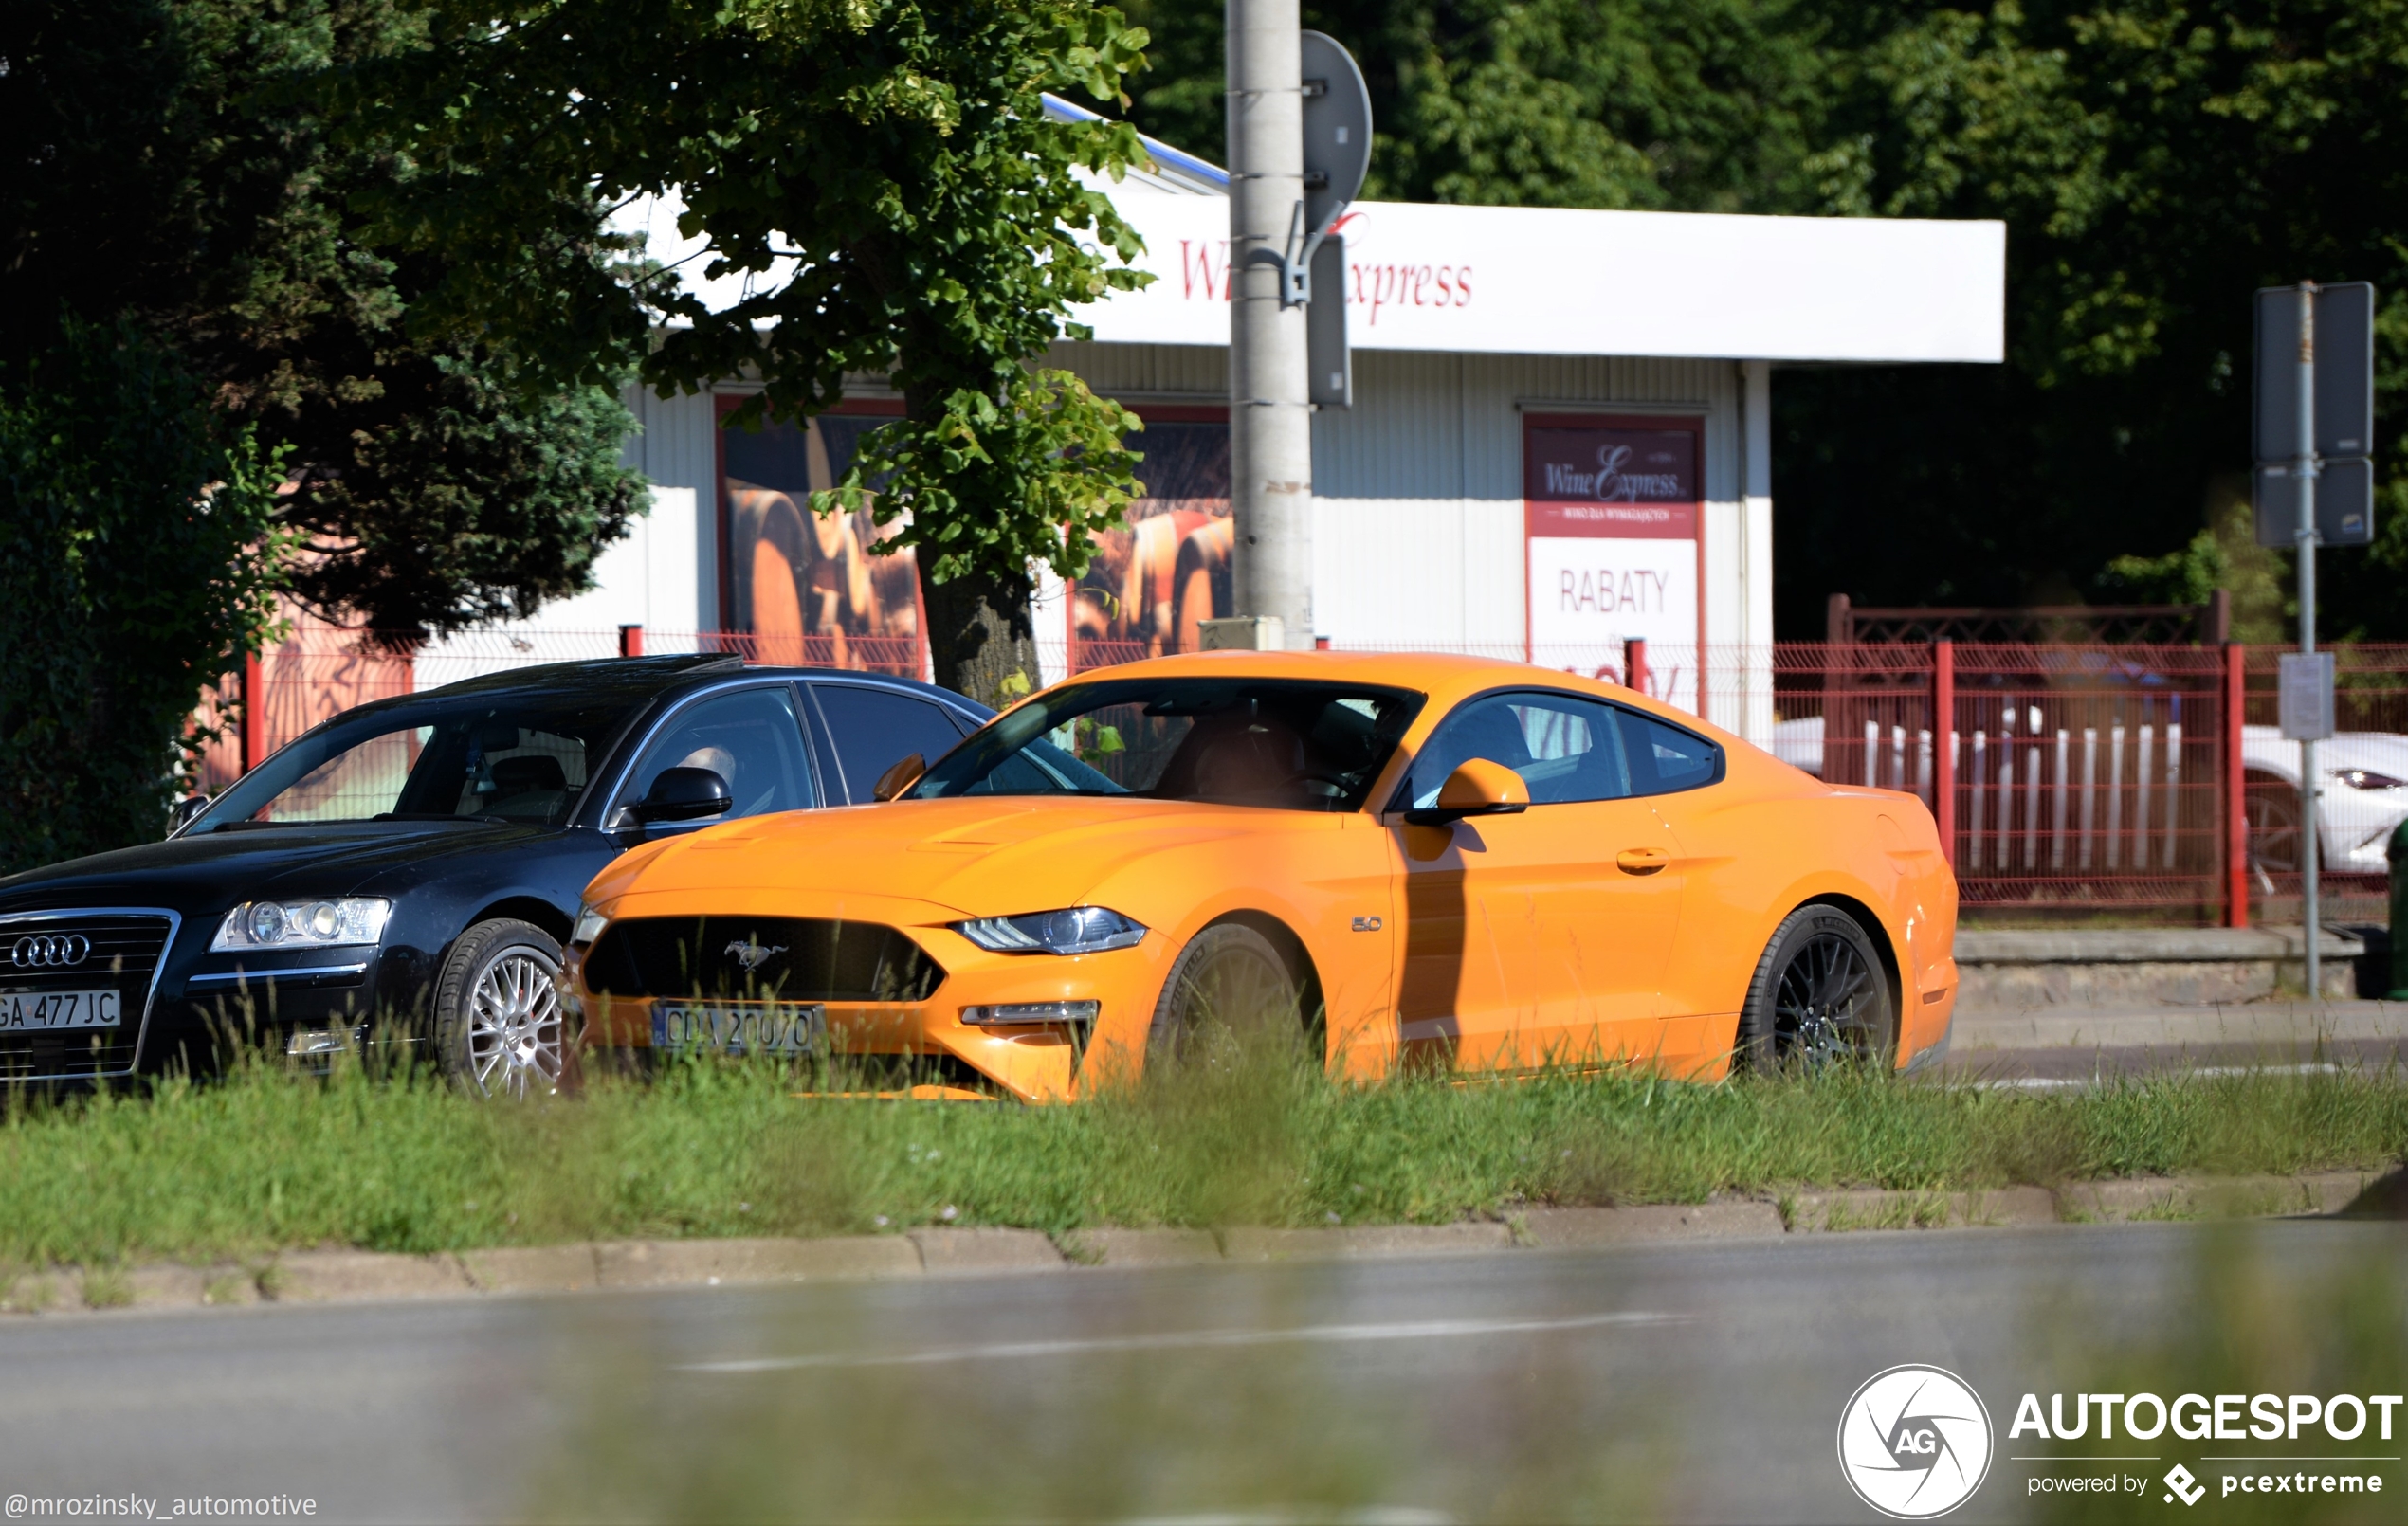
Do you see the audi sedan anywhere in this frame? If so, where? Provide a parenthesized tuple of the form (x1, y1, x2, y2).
(567, 651, 1961, 1100)
(0, 655, 987, 1094)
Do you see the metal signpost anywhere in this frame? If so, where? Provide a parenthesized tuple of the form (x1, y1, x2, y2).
(1226, 4, 1369, 646)
(2253, 281, 2377, 993)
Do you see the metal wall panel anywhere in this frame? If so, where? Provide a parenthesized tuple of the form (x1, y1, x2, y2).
(1011, 344, 1752, 663)
(1045, 340, 1227, 399)
(623, 385, 724, 632)
(1304, 351, 1743, 653)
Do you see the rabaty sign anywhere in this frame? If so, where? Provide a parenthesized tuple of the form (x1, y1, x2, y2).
(1523, 414, 1703, 711)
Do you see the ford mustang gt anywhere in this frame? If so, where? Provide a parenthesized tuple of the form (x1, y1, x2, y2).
(566, 652, 1961, 1099)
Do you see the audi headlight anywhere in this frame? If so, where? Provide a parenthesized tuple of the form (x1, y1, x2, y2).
(211, 898, 392, 953)
(571, 902, 608, 945)
(955, 907, 1147, 955)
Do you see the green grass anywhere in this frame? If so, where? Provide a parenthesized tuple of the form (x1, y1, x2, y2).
(0, 1043, 2401, 1270)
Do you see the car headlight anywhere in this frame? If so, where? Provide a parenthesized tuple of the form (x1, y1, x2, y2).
(2334, 769, 2407, 791)
(211, 898, 392, 952)
(954, 907, 1147, 955)
(572, 902, 608, 945)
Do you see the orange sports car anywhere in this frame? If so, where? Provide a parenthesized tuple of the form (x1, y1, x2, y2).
(565, 652, 1960, 1100)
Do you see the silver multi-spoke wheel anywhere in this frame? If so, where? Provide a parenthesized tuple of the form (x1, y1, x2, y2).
(435, 918, 569, 1097)
(467, 948, 563, 1097)
(1737, 905, 1896, 1073)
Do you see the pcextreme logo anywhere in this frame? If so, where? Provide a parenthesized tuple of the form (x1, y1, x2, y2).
(1838, 1365, 1996, 1519)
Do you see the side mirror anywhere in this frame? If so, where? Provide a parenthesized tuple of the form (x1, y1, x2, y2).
(167, 794, 210, 837)
(871, 753, 926, 803)
(634, 766, 731, 824)
(1402, 758, 1530, 827)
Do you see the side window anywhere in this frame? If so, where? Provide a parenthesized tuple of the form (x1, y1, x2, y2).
(1400, 691, 1633, 808)
(1617, 709, 1723, 796)
(810, 684, 971, 804)
(625, 687, 815, 823)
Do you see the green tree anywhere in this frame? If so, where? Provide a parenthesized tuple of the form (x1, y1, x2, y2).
(350, 0, 1156, 702)
(0, 321, 291, 871)
(1122, 0, 1818, 212)
(1122, 1, 2408, 641)
(3, 0, 648, 651)
(1775, 0, 2408, 640)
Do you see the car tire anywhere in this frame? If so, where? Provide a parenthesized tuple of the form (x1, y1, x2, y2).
(1146, 922, 1302, 1063)
(1734, 904, 1895, 1073)
(434, 918, 568, 1098)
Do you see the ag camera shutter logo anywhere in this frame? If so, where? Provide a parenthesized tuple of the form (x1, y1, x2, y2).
(1837, 1365, 1995, 1518)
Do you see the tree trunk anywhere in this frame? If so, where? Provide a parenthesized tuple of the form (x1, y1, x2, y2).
(923, 566, 1041, 710)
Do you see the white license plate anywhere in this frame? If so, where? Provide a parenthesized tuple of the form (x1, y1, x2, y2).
(0, 989, 121, 1031)
(651, 1002, 826, 1058)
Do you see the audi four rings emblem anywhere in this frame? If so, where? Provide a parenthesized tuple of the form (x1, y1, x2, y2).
(10, 934, 91, 968)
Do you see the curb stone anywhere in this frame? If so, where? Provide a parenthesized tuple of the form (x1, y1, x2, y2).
(6, 1168, 2393, 1317)
(1518, 1202, 1786, 1246)
(910, 1227, 1064, 1275)
(2054, 1170, 2376, 1224)
(600, 1235, 920, 1288)
(462, 1244, 603, 1294)
(267, 1250, 472, 1302)
(1222, 1222, 1515, 1261)
(1060, 1228, 1222, 1267)
(1785, 1185, 2058, 1234)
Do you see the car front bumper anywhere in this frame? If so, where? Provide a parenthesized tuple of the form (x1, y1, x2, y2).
(566, 899, 1177, 1103)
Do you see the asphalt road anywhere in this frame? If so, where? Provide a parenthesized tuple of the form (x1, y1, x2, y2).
(2, 1219, 2402, 1524)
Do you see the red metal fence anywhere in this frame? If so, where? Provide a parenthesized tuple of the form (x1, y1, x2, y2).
(199, 627, 2408, 927)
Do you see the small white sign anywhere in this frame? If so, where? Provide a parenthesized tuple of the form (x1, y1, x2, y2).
(2279, 651, 2336, 740)
(1525, 536, 1699, 712)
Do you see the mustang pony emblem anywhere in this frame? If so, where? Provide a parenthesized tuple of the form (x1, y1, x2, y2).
(723, 938, 787, 972)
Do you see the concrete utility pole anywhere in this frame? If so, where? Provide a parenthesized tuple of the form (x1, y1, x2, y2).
(1225, 0, 1313, 648)
(2293, 282, 2323, 995)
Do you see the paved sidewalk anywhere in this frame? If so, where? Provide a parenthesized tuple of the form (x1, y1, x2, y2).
(1952, 997, 2408, 1052)
(1936, 997, 2408, 1082)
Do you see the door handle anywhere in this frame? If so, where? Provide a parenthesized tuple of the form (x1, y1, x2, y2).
(1615, 847, 1671, 876)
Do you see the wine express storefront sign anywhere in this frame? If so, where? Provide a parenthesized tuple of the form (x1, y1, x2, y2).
(1523, 415, 1704, 711)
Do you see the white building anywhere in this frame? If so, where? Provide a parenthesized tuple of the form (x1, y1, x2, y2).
(424, 112, 2003, 741)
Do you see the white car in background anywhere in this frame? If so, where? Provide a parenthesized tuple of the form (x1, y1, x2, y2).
(2240, 727, 2408, 875)
(1764, 717, 2408, 875)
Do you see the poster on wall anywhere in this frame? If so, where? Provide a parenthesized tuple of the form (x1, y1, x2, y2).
(1070, 411, 1232, 666)
(1523, 413, 1703, 712)
(719, 402, 921, 674)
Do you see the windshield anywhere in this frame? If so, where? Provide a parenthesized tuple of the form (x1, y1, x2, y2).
(190, 691, 645, 833)
(909, 678, 1425, 812)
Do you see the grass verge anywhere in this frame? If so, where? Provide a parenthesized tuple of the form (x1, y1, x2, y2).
(0, 1042, 2401, 1270)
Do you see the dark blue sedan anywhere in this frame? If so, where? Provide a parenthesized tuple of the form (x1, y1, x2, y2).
(0, 655, 987, 1095)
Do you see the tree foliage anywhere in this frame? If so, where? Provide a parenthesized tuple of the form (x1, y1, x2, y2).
(1122, 0, 2408, 640)
(0, 322, 291, 872)
(3, 0, 648, 651)
(349, 0, 1156, 699)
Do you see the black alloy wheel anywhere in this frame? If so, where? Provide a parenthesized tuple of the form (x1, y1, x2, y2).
(1736, 905, 1896, 1072)
(1146, 922, 1303, 1063)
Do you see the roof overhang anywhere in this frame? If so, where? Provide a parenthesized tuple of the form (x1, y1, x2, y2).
(1084, 193, 2005, 364)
